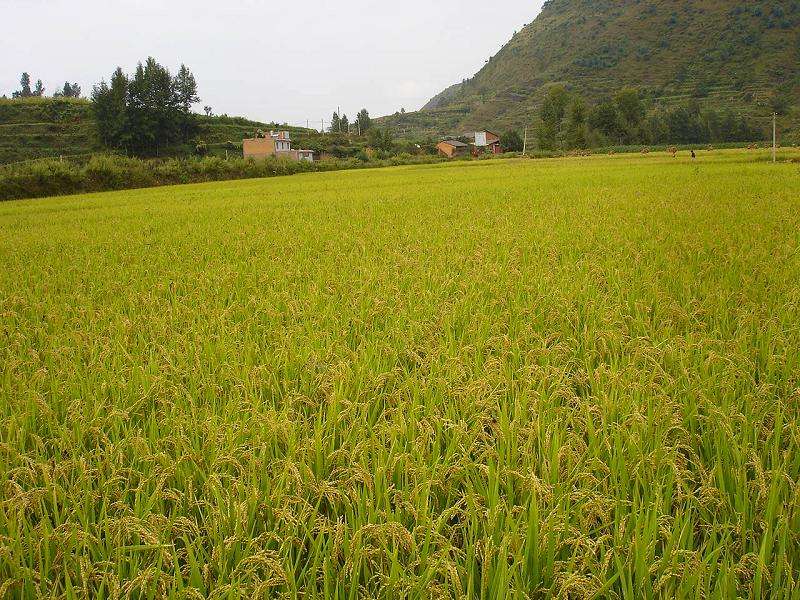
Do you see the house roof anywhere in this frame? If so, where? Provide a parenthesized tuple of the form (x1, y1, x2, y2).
(440, 140, 469, 147)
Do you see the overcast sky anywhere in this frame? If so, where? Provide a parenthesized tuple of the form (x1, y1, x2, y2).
(1, 0, 543, 127)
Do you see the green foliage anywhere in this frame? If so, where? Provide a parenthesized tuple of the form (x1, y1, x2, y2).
(53, 82, 81, 98)
(356, 108, 372, 133)
(587, 100, 620, 142)
(91, 68, 129, 149)
(535, 87, 770, 149)
(175, 64, 200, 141)
(0, 150, 452, 201)
(500, 129, 524, 152)
(1, 152, 799, 597)
(537, 85, 570, 150)
(614, 87, 644, 144)
(330, 111, 341, 133)
(11, 72, 33, 98)
(91, 58, 201, 156)
(565, 97, 589, 148)
(367, 127, 394, 152)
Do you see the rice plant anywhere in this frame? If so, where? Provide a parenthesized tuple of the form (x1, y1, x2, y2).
(0, 150, 799, 598)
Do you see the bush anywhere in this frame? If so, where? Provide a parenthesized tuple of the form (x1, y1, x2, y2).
(0, 159, 83, 200)
(0, 150, 539, 202)
(85, 155, 154, 190)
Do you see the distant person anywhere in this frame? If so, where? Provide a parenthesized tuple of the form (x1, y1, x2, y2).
(691, 150, 696, 160)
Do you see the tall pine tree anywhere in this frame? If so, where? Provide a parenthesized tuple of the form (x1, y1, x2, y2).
(92, 67, 130, 148)
(175, 65, 200, 141)
(126, 58, 181, 155)
(330, 112, 341, 133)
(356, 109, 371, 133)
(12, 73, 33, 98)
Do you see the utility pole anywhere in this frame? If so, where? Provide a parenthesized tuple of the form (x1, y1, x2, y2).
(522, 126, 528, 156)
(773, 113, 777, 163)
(338, 106, 341, 133)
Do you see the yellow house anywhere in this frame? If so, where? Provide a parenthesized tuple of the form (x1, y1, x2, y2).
(243, 131, 313, 162)
(242, 136, 278, 160)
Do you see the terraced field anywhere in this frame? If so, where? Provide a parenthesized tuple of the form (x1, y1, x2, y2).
(0, 98, 306, 164)
(1, 151, 799, 598)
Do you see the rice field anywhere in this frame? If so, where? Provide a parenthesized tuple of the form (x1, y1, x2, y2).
(1, 150, 799, 599)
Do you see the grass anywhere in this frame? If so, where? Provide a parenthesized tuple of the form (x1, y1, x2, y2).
(0, 149, 799, 598)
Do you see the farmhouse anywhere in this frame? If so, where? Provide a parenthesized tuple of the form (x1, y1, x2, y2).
(243, 130, 314, 162)
(474, 130, 502, 154)
(436, 140, 470, 158)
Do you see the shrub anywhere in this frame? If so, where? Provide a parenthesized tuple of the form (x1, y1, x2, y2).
(0, 150, 522, 202)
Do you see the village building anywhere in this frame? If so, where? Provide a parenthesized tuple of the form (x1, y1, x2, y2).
(474, 130, 502, 154)
(436, 139, 470, 158)
(243, 130, 314, 162)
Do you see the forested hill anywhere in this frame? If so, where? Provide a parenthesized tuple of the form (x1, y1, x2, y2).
(380, 0, 800, 138)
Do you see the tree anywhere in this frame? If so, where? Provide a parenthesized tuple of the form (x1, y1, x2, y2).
(500, 130, 523, 152)
(13, 73, 33, 98)
(367, 127, 394, 152)
(614, 88, 644, 144)
(175, 65, 199, 112)
(33, 80, 45, 97)
(54, 82, 82, 98)
(356, 108, 371, 133)
(92, 67, 129, 148)
(204, 106, 213, 116)
(91, 80, 113, 143)
(340, 114, 350, 133)
(330, 112, 341, 133)
(537, 85, 570, 150)
(588, 100, 620, 142)
(664, 105, 703, 144)
(126, 57, 181, 154)
(175, 64, 200, 141)
(643, 111, 669, 144)
(566, 97, 589, 148)
(92, 58, 191, 155)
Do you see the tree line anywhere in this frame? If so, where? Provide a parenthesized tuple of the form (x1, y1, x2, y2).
(330, 109, 372, 134)
(535, 85, 769, 150)
(7, 73, 81, 99)
(91, 58, 200, 156)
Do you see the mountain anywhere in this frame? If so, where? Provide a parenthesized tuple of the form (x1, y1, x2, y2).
(380, 0, 800, 138)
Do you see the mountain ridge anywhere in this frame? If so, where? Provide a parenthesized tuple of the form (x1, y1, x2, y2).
(380, 0, 800, 138)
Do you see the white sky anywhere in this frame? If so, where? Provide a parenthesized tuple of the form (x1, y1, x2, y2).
(1, 0, 543, 126)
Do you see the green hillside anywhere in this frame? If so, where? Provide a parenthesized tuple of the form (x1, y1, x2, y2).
(0, 97, 309, 164)
(0, 98, 101, 164)
(380, 0, 800, 138)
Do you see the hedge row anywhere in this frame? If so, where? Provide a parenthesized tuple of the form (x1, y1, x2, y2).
(0, 153, 453, 201)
